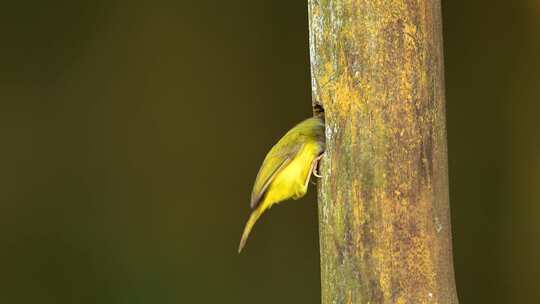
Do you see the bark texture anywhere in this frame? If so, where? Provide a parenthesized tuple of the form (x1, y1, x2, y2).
(308, 1, 458, 303)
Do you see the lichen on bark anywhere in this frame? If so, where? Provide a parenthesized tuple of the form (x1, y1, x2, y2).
(309, 1, 458, 303)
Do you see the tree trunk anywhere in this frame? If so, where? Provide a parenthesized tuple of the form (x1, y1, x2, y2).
(308, 1, 459, 303)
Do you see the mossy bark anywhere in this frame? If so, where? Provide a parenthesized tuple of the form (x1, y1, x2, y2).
(309, 1, 458, 303)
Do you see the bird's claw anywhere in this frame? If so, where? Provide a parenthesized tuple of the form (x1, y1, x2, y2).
(312, 153, 324, 178)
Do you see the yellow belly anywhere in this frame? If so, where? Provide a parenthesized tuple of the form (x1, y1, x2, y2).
(261, 142, 318, 210)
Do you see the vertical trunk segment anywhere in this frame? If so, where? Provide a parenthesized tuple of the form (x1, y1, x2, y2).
(308, 1, 458, 303)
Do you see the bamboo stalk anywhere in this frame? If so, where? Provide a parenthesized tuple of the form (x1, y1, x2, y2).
(308, 1, 459, 303)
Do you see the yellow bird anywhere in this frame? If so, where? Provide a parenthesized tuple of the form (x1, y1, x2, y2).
(238, 116, 325, 253)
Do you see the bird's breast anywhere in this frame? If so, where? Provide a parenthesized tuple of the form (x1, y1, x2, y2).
(265, 142, 319, 206)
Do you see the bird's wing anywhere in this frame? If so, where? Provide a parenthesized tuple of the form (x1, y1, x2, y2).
(249, 136, 304, 209)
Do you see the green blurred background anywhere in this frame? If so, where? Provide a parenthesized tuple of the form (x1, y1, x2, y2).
(1, 1, 538, 303)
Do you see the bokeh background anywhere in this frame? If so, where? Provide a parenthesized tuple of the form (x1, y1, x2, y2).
(1, 1, 539, 303)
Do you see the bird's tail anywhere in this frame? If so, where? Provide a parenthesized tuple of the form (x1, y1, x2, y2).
(238, 205, 264, 253)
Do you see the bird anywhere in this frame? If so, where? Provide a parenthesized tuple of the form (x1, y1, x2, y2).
(238, 116, 325, 253)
